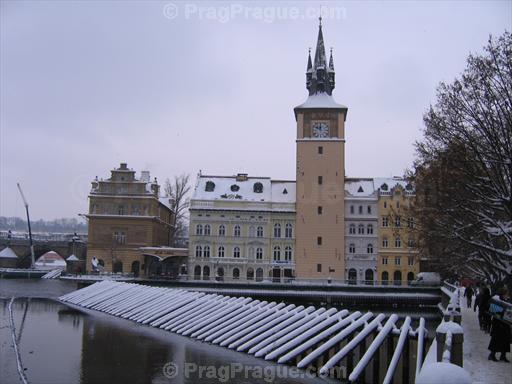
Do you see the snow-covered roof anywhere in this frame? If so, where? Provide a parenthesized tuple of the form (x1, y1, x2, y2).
(0, 246, 18, 259)
(192, 175, 295, 204)
(158, 197, 172, 210)
(345, 179, 376, 197)
(66, 254, 79, 261)
(374, 177, 414, 193)
(295, 93, 347, 110)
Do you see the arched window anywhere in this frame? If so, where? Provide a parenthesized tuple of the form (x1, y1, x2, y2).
(382, 237, 388, 247)
(218, 224, 225, 236)
(249, 226, 256, 237)
(193, 265, 201, 280)
(203, 266, 210, 280)
(349, 224, 356, 234)
(407, 272, 415, 284)
(348, 269, 357, 284)
(274, 223, 281, 238)
(205, 181, 215, 192)
(256, 248, 263, 260)
(349, 243, 355, 253)
(256, 268, 264, 281)
(218, 246, 224, 258)
(284, 246, 292, 261)
(381, 271, 389, 285)
(358, 224, 365, 234)
(395, 236, 401, 248)
(394, 270, 402, 285)
(257, 226, 263, 237)
(195, 245, 202, 257)
(367, 244, 373, 254)
(253, 182, 263, 193)
(367, 206, 372, 214)
(216, 267, 224, 281)
(233, 268, 240, 280)
(203, 245, 210, 258)
(113, 261, 123, 273)
(196, 224, 203, 235)
(358, 205, 363, 214)
(285, 223, 293, 238)
(204, 224, 211, 235)
(233, 247, 240, 258)
(234, 225, 241, 237)
(273, 246, 281, 261)
(247, 268, 254, 280)
(367, 224, 373, 234)
(365, 269, 374, 285)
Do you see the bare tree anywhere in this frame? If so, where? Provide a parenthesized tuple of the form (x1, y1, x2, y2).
(412, 32, 512, 286)
(164, 174, 191, 247)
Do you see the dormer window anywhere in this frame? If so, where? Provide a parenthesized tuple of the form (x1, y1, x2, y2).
(406, 183, 413, 191)
(381, 183, 388, 191)
(283, 188, 288, 194)
(253, 182, 263, 193)
(205, 181, 215, 192)
(357, 186, 364, 193)
(230, 184, 240, 192)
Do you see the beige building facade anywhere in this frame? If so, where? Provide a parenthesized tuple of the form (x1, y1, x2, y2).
(86, 163, 174, 276)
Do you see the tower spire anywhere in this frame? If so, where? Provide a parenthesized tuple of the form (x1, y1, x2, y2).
(306, 18, 335, 96)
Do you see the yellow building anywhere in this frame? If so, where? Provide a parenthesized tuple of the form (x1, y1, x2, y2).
(85, 163, 174, 276)
(375, 178, 419, 285)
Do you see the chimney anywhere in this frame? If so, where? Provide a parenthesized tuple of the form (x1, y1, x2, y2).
(140, 171, 150, 183)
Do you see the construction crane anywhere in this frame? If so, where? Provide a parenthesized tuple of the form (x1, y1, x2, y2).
(17, 183, 35, 269)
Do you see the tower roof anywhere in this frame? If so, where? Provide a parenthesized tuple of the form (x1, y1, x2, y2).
(305, 17, 335, 96)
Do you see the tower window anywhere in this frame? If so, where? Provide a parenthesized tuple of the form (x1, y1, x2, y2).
(318, 146, 323, 154)
(318, 176, 323, 185)
(317, 236, 322, 245)
(253, 182, 263, 193)
(205, 181, 215, 192)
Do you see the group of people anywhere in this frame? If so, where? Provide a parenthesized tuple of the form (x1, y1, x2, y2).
(464, 283, 511, 362)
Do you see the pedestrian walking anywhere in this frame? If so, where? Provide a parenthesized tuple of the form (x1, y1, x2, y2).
(464, 284, 474, 308)
(488, 287, 511, 362)
(478, 286, 491, 332)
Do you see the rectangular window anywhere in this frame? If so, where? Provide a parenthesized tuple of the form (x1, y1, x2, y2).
(395, 257, 401, 266)
(318, 146, 323, 154)
(317, 206, 323, 215)
(317, 236, 322, 245)
(382, 257, 388, 265)
(382, 217, 389, 227)
(317, 263, 322, 272)
(408, 257, 414, 266)
(318, 176, 323, 185)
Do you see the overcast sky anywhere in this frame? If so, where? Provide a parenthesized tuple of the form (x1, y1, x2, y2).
(1, 0, 510, 220)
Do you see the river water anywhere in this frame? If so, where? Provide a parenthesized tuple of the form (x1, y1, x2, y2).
(0, 280, 330, 384)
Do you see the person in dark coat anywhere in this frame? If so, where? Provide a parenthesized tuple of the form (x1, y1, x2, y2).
(488, 287, 511, 362)
(464, 285, 474, 308)
(478, 286, 491, 332)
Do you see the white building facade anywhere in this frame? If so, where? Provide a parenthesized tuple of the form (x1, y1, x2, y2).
(188, 173, 296, 282)
(344, 179, 379, 284)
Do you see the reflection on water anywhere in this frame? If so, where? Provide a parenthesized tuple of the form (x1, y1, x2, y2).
(1, 298, 325, 384)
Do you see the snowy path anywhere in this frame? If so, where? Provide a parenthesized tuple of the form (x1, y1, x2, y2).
(462, 301, 511, 383)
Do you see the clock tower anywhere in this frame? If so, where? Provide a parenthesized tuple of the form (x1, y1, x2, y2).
(294, 18, 347, 279)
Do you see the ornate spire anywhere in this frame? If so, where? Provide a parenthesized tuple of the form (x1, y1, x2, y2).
(306, 17, 335, 96)
(307, 48, 312, 71)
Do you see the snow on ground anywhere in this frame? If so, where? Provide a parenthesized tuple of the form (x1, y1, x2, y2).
(462, 299, 511, 384)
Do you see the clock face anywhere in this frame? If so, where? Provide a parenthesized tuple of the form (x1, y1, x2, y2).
(312, 122, 329, 138)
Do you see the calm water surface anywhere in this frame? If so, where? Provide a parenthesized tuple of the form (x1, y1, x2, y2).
(0, 280, 328, 384)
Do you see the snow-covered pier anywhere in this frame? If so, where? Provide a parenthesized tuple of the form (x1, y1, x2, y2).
(59, 281, 456, 382)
